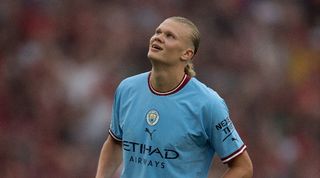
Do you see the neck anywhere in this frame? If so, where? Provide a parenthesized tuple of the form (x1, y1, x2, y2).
(150, 65, 186, 93)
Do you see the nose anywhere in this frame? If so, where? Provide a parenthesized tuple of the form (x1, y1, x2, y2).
(151, 33, 164, 43)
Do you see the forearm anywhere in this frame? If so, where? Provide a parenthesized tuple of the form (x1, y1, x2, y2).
(96, 136, 122, 178)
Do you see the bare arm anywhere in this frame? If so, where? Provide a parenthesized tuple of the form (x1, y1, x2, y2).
(221, 151, 253, 178)
(95, 135, 122, 178)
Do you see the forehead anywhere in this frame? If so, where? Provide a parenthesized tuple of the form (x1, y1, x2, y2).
(157, 19, 192, 38)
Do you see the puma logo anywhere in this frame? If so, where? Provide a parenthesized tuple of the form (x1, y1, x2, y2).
(145, 128, 156, 140)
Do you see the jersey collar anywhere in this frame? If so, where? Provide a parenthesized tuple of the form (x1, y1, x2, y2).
(148, 72, 191, 96)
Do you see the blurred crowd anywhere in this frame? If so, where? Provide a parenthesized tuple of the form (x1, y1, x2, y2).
(0, 0, 319, 177)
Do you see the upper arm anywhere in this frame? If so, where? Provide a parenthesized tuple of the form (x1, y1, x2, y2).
(102, 135, 123, 166)
(105, 135, 122, 152)
(95, 135, 123, 178)
(225, 150, 253, 178)
(109, 85, 123, 141)
(205, 96, 246, 163)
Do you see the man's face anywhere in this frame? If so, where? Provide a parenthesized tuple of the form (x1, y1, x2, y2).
(147, 19, 193, 65)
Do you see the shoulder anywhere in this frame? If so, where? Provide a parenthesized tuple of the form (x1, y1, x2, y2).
(117, 72, 149, 90)
(188, 78, 224, 103)
(187, 77, 229, 116)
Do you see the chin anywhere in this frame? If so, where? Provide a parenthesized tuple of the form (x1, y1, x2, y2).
(147, 51, 160, 61)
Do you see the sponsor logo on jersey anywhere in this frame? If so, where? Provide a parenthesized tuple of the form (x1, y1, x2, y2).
(123, 140, 179, 159)
(146, 109, 159, 126)
(123, 140, 179, 169)
(215, 116, 236, 142)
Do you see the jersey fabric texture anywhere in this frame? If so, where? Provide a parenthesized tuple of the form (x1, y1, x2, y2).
(109, 72, 246, 178)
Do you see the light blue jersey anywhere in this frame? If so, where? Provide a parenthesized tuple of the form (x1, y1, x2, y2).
(109, 72, 246, 178)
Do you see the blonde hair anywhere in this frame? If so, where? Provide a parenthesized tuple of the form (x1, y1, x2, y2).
(184, 62, 196, 77)
(168, 16, 200, 77)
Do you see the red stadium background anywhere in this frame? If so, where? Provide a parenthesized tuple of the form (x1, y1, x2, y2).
(0, 0, 319, 177)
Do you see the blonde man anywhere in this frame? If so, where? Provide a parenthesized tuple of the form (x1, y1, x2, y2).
(96, 16, 253, 178)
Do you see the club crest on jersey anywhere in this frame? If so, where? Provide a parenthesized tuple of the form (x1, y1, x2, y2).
(146, 109, 159, 126)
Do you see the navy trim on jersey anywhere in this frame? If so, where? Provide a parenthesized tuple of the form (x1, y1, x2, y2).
(148, 72, 191, 96)
(108, 129, 122, 142)
(221, 144, 247, 164)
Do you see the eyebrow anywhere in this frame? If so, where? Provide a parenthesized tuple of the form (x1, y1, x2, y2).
(155, 27, 178, 38)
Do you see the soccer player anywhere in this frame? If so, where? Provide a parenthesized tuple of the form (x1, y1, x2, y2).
(95, 16, 253, 178)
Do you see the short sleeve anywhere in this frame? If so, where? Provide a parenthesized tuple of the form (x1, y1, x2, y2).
(108, 86, 123, 142)
(207, 96, 246, 164)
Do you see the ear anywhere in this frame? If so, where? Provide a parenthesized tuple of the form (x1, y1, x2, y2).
(181, 48, 194, 61)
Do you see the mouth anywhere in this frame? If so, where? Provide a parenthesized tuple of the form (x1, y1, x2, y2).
(151, 43, 163, 51)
